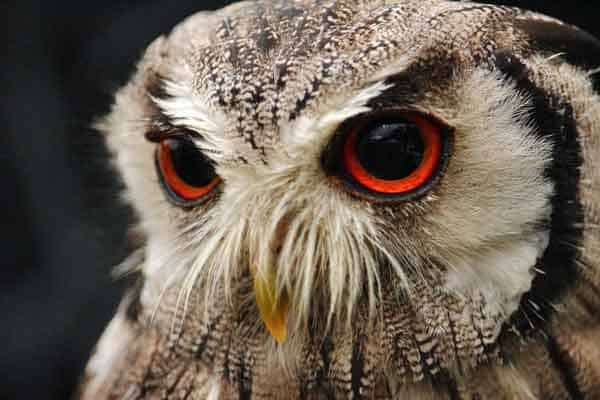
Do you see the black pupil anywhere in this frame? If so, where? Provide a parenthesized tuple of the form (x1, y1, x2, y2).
(165, 137, 216, 187)
(355, 119, 425, 180)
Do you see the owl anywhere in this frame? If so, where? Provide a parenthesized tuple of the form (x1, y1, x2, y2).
(79, 0, 600, 398)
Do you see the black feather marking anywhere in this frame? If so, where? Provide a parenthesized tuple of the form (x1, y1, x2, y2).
(350, 337, 365, 399)
(238, 352, 252, 400)
(493, 49, 584, 332)
(546, 335, 584, 400)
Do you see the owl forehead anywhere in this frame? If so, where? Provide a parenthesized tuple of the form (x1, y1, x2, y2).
(152, 0, 519, 157)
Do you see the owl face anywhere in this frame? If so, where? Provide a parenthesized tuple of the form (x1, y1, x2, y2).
(102, 0, 593, 345)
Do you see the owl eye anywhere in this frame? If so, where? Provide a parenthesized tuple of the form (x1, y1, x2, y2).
(156, 136, 220, 205)
(342, 112, 444, 195)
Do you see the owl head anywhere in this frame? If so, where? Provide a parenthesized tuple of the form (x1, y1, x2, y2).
(101, 0, 599, 355)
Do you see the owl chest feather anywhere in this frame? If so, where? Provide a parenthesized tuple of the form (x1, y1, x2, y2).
(80, 269, 600, 399)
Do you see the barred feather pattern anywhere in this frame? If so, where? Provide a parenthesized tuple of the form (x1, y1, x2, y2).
(80, 0, 600, 398)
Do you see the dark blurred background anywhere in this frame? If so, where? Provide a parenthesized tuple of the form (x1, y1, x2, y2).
(0, 1, 599, 399)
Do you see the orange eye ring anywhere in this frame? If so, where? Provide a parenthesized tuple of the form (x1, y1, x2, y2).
(158, 138, 220, 203)
(342, 113, 443, 195)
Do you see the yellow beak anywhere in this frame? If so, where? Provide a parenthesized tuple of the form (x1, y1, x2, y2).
(252, 268, 289, 344)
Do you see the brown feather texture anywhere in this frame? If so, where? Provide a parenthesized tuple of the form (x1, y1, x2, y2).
(79, 1, 600, 398)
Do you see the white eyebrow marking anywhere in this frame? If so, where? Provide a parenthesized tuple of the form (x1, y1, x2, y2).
(151, 66, 249, 164)
(276, 55, 418, 159)
(153, 82, 220, 136)
(278, 80, 393, 160)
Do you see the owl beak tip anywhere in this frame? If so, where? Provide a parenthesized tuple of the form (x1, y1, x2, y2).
(268, 322, 288, 345)
(258, 299, 289, 345)
(252, 268, 290, 345)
